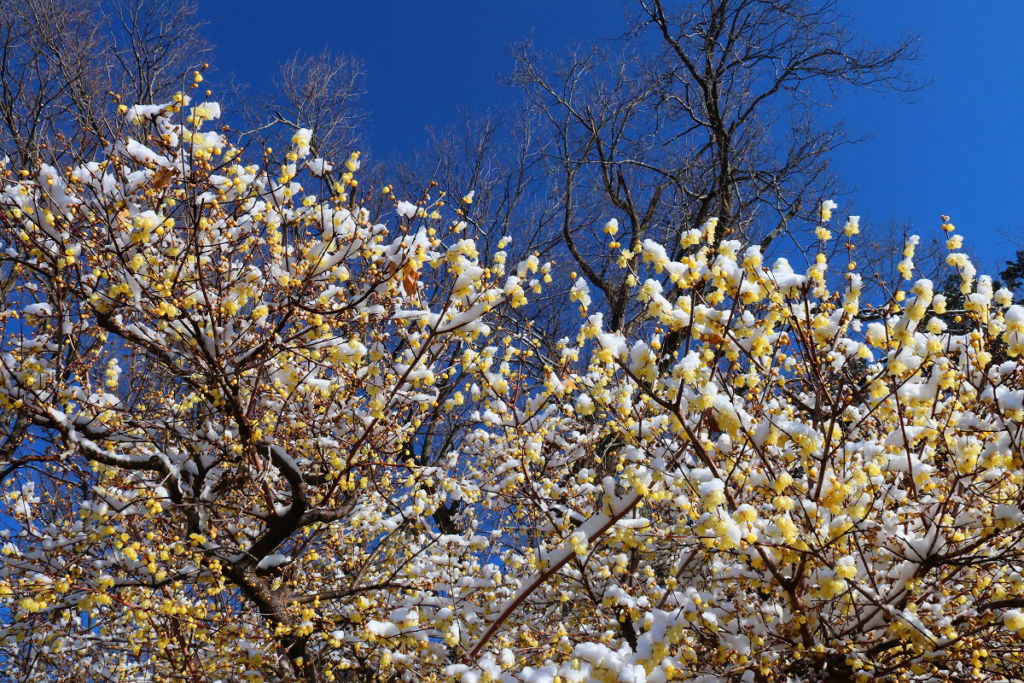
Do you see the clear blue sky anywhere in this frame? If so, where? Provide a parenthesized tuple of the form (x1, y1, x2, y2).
(197, 1, 1024, 276)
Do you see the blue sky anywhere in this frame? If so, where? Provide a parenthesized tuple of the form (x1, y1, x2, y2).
(197, 1, 1024, 276)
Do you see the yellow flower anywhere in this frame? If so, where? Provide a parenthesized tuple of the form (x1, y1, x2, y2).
(1004, 610, 1024, 632)
(819, 199, 838, 221)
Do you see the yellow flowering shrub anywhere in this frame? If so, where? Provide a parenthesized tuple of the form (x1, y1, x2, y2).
(1, 98, 1023, 683)
(453, 210, 1024, 682)
(0, 95, 543, 682)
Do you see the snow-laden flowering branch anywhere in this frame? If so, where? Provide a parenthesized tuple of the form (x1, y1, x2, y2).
(1, 94, 1023, 683)
(0, 93, 547, 682)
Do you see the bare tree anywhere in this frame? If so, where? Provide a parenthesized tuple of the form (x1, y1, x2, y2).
(275, 50, 365, 161)
(511, 0, 923, 333)
(104, 0, 212, 106)
(0, 0, 211, 166)
(0, 0, 106, 166)
(229, 49, 366, 170)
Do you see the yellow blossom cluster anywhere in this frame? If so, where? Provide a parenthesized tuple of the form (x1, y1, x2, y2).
(1, 93, 1023, 683)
